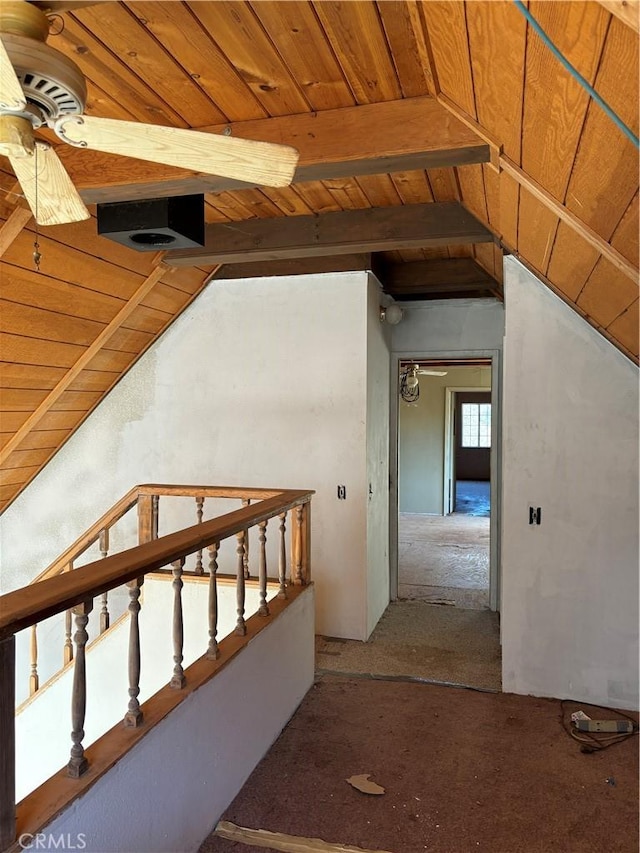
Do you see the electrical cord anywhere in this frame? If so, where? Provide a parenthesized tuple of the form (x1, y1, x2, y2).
(513, 0, 639, 149)
(560, 699, 639, 753)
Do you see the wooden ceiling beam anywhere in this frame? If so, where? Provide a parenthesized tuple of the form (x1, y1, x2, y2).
(52, 97, 489, 204)
(596, 1, 639, 33)
(390, 280, 499, 299)
(380, 258, 500, 300)
(382, 256, 495, 289)
(0, 207, 32, 258)
(213, 254, 374, 281)
(500, 157, 638, 282)
(211, 254, 501, 301)
(165, 202, 494, 267)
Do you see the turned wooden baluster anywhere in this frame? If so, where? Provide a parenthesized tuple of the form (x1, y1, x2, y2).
(206, 542, 220, 660)
(170, 558, 186, 688)
(63, 560, 74, 665)
(258, 520, 269, 616)
(29, 624, 39, 695)
(195, 497, 204, 575)
(235, 530, 247, 635)
(294, 504, 304, 584)
(68, 599, 93, 778)
(278, 512, 288, 599)
(241, 498, 251, 578)
(124, 577, 144, 727)
(64, 610, 73, 665)
(99, 528, 110, 633)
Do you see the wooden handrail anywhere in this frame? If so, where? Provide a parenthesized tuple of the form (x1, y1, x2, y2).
(2, 484, 314, 850)
(136, 484, 286, 499)
(32, 486, 140, 584)
(31, 484, 291, 585)
(0, 489, 313, 639)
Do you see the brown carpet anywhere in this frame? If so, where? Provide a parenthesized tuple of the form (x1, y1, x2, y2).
(200, 676, 638, 853)
(316, 601, 501, 691)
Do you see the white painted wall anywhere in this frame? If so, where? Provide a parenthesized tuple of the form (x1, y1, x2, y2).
(16, 579, 272, 801)
(399, 366, 491, 514)
(392, 298, 505, 354)
(39, 586, 315, 853)
(501, 258, 639, 710)
(366, 276, 391, 636)
(1, 272, 385, 646)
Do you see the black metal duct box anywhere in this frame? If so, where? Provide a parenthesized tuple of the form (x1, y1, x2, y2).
(97, 194, 205, 251)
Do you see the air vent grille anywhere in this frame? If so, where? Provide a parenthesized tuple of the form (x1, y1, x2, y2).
(18, 71, 83, 118)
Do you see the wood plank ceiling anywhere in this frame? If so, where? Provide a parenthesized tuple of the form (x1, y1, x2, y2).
(0, 0, 638, 512)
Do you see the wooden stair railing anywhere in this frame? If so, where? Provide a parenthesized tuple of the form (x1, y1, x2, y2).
(23, 485, 295, 701)
(0, 486, 313, 851)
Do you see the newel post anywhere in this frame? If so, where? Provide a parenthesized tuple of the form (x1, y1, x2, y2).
(0, 634, 16, 850)
(302, 500, 311, 584)
(291, 502, 311, 585)
(138, 493, 159, 545)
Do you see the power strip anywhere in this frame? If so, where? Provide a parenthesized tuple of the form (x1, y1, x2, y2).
(573, 719, 635, 734)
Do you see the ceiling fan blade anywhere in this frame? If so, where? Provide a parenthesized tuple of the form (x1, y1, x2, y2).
(54, 115, 300, 188)
(10, 141, 91, 226)
(418, 370, 448, 376)
(30, 1, 103, 11)
(0, 37, 26, 111)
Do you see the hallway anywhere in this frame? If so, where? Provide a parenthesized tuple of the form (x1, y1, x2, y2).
(316, 600, 501, 691)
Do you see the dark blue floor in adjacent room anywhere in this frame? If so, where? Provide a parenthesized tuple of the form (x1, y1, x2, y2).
(455, 480, 490, 516)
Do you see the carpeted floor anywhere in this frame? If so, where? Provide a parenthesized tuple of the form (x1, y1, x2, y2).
(398, 513, 489, 609)
(316, 600, 501, 691)
(201, 675, 639, 853)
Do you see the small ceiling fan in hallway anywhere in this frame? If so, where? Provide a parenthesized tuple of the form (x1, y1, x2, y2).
(0, 0, 299, 226)
(399, 363, 448, 403)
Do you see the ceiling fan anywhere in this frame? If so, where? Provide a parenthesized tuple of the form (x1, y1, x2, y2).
(0, 1, 299, 227)
(416, 367, 448, 376)
(399, 364, 448, 403)
(404, 364, 448, 380)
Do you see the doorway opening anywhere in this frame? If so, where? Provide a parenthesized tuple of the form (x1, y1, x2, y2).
(447, 391, 492, 519)
(389, 356, 500, 688)
(397, 358, 493, 609)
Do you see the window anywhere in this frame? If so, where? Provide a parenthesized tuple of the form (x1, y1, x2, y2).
(461, 403, 491, 448)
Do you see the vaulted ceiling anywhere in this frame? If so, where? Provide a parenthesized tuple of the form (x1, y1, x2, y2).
(0, 0, 638, 513)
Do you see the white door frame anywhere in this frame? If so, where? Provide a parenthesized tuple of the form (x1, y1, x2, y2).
(390, 349, 502, 612)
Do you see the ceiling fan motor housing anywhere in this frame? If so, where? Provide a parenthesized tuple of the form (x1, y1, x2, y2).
(0, 33, 86, 125)
(97, 195, 206, 252)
